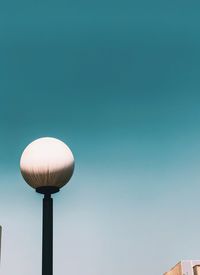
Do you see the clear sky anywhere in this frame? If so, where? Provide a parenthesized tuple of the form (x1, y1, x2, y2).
(1, 0, 200, 274)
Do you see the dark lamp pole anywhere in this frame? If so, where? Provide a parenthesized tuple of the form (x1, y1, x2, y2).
(20, 137, 75, 275)
(37, 186, 59, 275)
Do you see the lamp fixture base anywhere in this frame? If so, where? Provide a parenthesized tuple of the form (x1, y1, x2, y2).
(36, 186, 60, 195)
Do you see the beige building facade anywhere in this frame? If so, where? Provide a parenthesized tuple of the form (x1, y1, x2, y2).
(194, 266, 200, 275)
(164, 260, 200, 275)
(0, 226, 1, 262)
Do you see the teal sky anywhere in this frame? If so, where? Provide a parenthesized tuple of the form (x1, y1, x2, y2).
(1, 0, 200, 274)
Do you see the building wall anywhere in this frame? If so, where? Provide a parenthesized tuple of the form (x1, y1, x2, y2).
(193, 266, 200, 275)
(0, 226, 1, 262)
(164, 261, 200, 275)
(164, 262, 182, 275)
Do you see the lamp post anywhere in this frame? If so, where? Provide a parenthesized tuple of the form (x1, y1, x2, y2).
(20, 137, 74, 275)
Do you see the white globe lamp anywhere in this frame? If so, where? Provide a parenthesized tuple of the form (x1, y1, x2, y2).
(20, 137, 75, 275)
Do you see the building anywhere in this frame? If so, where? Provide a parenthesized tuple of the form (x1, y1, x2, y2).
(0, 226, 1, 262)
(164, 260, 200, 275)
(194, 266, 200, 275)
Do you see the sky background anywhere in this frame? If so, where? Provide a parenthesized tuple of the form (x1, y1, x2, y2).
(1, 0, 200, 274)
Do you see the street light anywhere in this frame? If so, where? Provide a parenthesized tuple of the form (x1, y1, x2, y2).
(20, 137, 74, 275)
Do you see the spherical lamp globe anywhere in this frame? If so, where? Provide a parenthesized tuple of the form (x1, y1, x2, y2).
(20, 137, 74, 190)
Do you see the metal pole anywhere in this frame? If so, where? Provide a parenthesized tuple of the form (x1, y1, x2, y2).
(42, 193, 53, 275)
(36, 186, 59, 275)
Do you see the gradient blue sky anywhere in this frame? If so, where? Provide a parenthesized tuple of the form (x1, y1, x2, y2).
(1, 0, 200, 274)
